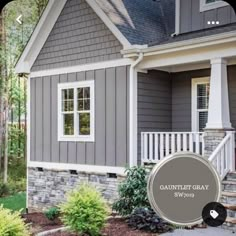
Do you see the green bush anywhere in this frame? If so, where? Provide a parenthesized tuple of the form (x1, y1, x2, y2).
(8, 178, 26, 195)
(113, 166, 150, 216)
(0, 183, 9, 197)
(44, 207, 60, 221)
(60, 184, 109, 236)
(0, 205, 29, 236)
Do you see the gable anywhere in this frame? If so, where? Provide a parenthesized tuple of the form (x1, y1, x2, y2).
(32, 0, 123, 72)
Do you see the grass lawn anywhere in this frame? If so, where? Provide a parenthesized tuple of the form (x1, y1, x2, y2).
(0, 192, 26, 212)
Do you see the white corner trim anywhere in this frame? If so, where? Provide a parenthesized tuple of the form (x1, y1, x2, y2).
(28, 161, 126, 176)
(85, 0, 131, 49)
(26, 75, 31, 209)
(200, 0, 228, 12)
(129, 53, 144, 168)
(30, 58, 133, 78)
(58, 81, 95, 142)
(191, 77, 210, 132)
(15, 0, 67, 74)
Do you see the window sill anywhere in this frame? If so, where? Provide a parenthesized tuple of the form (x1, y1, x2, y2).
(58, 136, 95, 142)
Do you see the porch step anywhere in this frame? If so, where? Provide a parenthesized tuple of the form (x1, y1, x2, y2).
(226, 172, 236, 181)
(222, 181, 236, 191)
(222, 203, 236, 211)
(225, 217, 236, 224)
(222, 191, 236, 197)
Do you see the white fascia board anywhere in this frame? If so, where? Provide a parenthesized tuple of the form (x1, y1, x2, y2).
(122, 31, 236, 57)
(28, 161, 126, 176)
(85, 0, 132, 49)
(15, 0, 67, 74)
(30, 58, 133, 77)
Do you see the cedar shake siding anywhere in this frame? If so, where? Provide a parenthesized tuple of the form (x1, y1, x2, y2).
(31, 0, 122, 72)
(137, 70, 172, 164)
(180, 0, 236, 34)
(30, 66, 130, 167)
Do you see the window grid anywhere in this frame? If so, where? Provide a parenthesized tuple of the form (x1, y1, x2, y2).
(58, 81, 94, 142)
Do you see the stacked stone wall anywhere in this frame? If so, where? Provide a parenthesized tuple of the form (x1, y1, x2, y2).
(28, 168, 125, 211)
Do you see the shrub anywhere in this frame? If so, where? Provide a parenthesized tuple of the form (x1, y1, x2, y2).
(59, 184, 109, 236)
(113, 166, 150, 216)
(127, 207, 173, 234)
(8, 178, 26, 195)
(0, 205, 30, 236)
(44, 207, 60, 221)
(0, 183, 9, 197)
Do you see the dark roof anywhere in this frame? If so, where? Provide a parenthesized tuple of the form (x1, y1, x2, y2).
(95, 0, 175, 45)
(149, 22, 236, 46)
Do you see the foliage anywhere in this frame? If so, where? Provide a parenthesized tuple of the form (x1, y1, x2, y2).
(7, 178, 26, 195)
(127, 207, 173, 234)
(0, 183, 9, 197)
(44, 207, 60, 221)
(60, 184, 109, 236)
(0, 205, 29, 235)
(0, 192, 26, 212)
(8, 155, 26, 180)
(113, 166, 150, 216)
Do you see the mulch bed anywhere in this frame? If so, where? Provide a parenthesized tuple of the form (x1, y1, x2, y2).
(22, 212, 63, 235)
(22, 213, 159, 236)
(48, 218, 159, 236)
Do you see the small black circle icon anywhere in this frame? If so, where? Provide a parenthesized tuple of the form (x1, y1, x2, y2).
(202, 202, 227, 227)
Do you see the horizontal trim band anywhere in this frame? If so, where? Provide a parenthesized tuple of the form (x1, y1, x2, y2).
(28, 161, 126, 176)
(30, 58, 133, 78)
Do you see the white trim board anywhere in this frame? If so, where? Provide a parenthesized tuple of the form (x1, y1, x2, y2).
(28, 161, 126, 176)
(200, 0, 228, 12)
(191, 77, 210, 132)
(15, 0, 67, 74)
(58, 81, 95, 142)
(30, 58, 133, 78)
(86, 0, 131, 49)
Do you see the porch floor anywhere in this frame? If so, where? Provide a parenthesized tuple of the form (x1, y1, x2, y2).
(164, 228, 234, 235)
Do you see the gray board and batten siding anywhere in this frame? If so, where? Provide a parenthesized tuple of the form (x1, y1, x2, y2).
(30, 66, 130, 167)
(31, 0, 123, 72)
(137, 66, 236, 163)
(180, 0, 236, 34)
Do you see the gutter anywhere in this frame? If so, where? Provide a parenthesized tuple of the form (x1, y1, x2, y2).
(122, 30, 236, 57)
(171, 0, 180, 37)
(129, 52, 144, 167)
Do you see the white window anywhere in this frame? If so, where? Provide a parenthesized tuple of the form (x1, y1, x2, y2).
(200, 0, 228, 12)
(58, 81, 95, 142)
(192, 77, 210, 132)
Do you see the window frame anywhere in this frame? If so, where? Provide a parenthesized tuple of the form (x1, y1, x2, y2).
(58, 80, 95, 142)
(191, 77, 210, 132)
(200, 0, 228, 12)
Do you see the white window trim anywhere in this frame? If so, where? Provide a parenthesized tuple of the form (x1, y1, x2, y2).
(191, 77, 210, 132)
(58, 81, 95, 142)
(200, 0, 228, 12)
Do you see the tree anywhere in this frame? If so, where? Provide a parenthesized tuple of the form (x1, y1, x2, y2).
(0, 0, 48, 183)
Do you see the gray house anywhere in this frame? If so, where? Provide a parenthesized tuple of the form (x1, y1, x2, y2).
(16, 0, 236, 216)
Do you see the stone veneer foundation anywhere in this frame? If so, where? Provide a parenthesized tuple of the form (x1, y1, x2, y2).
(28, 167, 125, 212)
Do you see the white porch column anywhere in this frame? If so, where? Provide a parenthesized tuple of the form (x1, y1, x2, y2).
(206, 58, 232, 130)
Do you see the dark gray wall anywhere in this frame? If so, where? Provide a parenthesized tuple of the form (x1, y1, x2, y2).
(172, 69, 210, 131)
(180, 0, 236, 34)
(137, 70, 172, 163)
(32, 0, 122, 72)
(30, 66, 129, 167)
(228, 65, 236, 130)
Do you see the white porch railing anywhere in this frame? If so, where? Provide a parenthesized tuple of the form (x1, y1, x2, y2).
(209, 131, 235, 180)
(141, 132, 204, 164)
